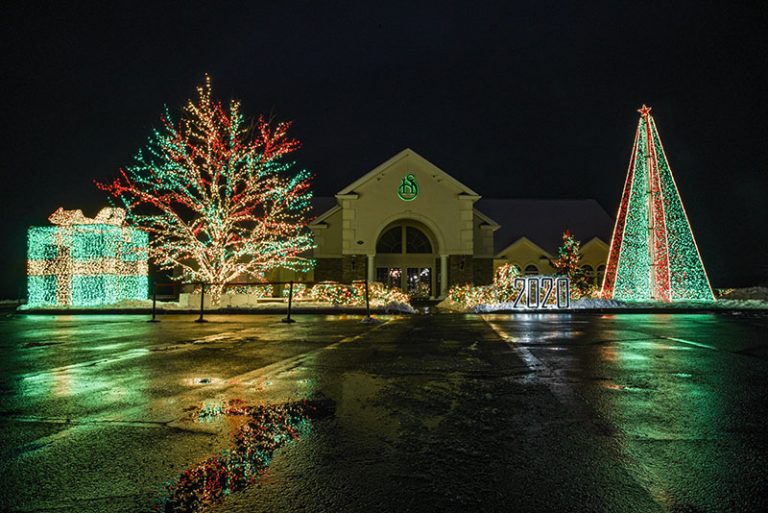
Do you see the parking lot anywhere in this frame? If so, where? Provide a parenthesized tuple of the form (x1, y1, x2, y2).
(1, 312, 767, 512)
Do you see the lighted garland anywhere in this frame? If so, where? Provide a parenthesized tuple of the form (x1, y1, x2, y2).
(98, 75, 315, 306)
(601, 106, 714, 301)
(304, 281, 359, 305)
(223, 284, 272, 297)
(281, 282, 307, 297)
(294, 281, 411, 306)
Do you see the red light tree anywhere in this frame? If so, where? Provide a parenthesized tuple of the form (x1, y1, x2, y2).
(98, 76, 314, 304)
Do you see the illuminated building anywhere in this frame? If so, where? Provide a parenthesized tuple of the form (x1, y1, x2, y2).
(304, 149, 613, 298)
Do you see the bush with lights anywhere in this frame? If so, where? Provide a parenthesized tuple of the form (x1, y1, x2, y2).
(294, 280, 411, 307)
(446, 263, 577, 309)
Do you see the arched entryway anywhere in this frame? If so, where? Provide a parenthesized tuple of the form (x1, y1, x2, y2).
(374, 221, 437, 298)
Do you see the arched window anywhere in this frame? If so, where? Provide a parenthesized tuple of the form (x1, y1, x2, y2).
(581, 265, 594, 284)
(597, 264, 606, 286)
(376, 227, 402, 253)
(524, 264, 538, 276)
(376, 225, 433, 254)
(405, 227, 432, 253)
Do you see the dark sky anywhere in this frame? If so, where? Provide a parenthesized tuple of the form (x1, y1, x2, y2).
(1, 1, 767, 296)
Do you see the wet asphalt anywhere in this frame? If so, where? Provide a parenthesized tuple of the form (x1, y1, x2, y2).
(0, 312, 767, 512)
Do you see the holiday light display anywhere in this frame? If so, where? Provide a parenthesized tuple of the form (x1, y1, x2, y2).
(601, 106, 714, 301)
(551, 230, 596, 299)
(294, 281, 411, 306)
(446, 263, 571, 309)
(98, 75, 314, 305)
(27, 207, 148, 307)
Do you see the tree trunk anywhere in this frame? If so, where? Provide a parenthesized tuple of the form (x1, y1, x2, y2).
(208, 282, 224, 306)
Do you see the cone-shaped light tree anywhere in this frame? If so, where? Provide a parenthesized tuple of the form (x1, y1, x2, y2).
(601, 106, 714, 302)
(98, 76, 315, 304)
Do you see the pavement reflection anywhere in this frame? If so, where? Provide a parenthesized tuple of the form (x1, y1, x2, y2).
(0, 312, 766, 512)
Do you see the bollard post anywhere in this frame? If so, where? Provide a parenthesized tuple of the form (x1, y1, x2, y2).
(365, 277, 371, 319)
(195, 282, 208, 323)
(148, 281, 160, 322)
(282, 281, 296, 323)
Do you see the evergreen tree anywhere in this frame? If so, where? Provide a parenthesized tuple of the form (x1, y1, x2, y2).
(551, 230, 592, 298)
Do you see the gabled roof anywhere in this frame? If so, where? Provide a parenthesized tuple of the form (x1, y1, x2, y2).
(496, 236, 554, 260)
(475, 198, 613, 255)
(336, 148, 480, 197)
(581, 236, 609, 251)
(473, 208, 501, 230)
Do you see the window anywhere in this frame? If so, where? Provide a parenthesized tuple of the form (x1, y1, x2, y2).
(405, 227, 432, 253)
(376, 225, 433, 254)
(524, 264, 538, 276)
(376, 227, 402, 253)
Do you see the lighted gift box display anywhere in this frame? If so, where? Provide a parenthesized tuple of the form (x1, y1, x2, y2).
(27, 207, 148, 307)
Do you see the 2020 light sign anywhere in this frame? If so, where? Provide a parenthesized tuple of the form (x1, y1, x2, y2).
(509, 276, 571, 309)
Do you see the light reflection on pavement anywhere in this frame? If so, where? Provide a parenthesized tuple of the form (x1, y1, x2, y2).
(1, 312, 767, 512)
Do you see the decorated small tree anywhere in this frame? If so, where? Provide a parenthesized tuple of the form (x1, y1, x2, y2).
(98, 76, 315, 304)
(551, 230, 593, 298)
(492, 263, 523, 303)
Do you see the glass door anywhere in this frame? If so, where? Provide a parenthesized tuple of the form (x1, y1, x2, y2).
(407, 267, 432, 298)
(376, 267, 402, 289)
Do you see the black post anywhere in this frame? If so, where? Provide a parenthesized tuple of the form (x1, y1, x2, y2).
(282, 281, 296, 323)
(195, 282, 207, 323)
(148, 281, 160, 322)
(365, 277, 371, 319)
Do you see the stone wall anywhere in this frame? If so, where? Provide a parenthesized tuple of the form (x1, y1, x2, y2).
(342, 255, 367, 283)
(448, 255, 473, 286)
(472, 258, 494, 285)
(314, 258, 343, 282)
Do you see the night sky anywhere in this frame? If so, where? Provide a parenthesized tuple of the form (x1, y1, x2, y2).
(1, 1, 767, 297)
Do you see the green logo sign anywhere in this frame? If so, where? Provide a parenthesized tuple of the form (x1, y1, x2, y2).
(397, 174, 419, 201)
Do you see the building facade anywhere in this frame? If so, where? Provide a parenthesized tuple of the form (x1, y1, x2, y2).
(306, 149, 613, 298)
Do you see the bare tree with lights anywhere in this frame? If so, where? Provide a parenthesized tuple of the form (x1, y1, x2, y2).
(98, 76, 315, 304)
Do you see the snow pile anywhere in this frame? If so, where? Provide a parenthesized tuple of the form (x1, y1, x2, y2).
(718, 287, 768, 301)
(384, 301, 416, 314)
(474, 302, 578, 313)
(569, 298, 626, 309)
(471, 296, 768, 312)
(713, 299, 768, 310)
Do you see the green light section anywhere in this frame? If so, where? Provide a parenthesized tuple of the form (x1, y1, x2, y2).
(613, 116, 653, 300)
(27, 227, 59, 260)
(650, 119, 714, 300)
(28, 275, 57, 306)
(70, 275, 149, 306)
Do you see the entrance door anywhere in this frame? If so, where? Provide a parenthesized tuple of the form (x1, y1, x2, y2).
(375, 223, 436, 298)
(407, 267, 432, 298)
(374, 266, 432, 298)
